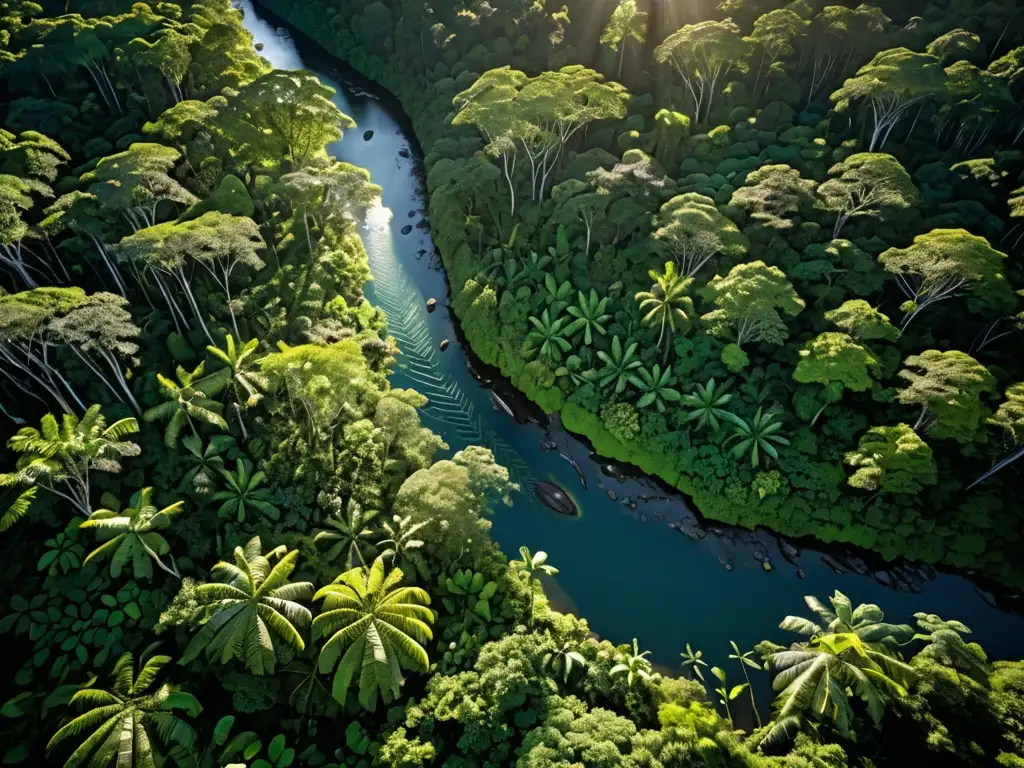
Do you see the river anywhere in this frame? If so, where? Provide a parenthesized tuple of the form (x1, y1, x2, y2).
(239, 0, 1024, 695)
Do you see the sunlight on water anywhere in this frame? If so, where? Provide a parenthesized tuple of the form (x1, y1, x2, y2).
(364, 201, 394, 231)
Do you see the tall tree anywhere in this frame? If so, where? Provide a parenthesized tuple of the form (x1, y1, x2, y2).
(794, 332, 878, 394)
(898, 350, 996, 442)
(729, 164, 817, 232)
(655, 20, 749, 124)
(217, 70, 355, 174)
(817, 153, 918, 238)
(653, 193, 748, 277)
(746, 9, 806, 96)
(600, 0, 648, 80)
(831, 48, 947, 151)
(879, 229, 1008, 329)
(845, 423, 938, 495)
(804, 5, 891, 106)
(701, 261, 805, 348)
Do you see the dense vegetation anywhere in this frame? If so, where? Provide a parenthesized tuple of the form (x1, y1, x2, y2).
(2, 0, 1024, 766)
(254, 0, 1024, 588)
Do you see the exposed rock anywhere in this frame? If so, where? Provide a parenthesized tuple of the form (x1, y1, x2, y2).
(821, 555, 849, 574)
(796, 568, 806, 579)
(607, 490, 617, 501)
(439, 339, 449, 351)
(363, 130, 374, 141)
(255, 42, 264, 51)
(844, 556, 870, 576)
(541, 440, 558, 451)
(535, 482, 578, 517)
(873, 570, 893, 587)
(673, 518, 706, 540)
(753, 551, 765, 562)
(600, 463, 625, 481)
(426, 298, 437, 312)
(779, 539, 800, 560)
(401, 224, 413, 235)
(762, 561, 773, 573)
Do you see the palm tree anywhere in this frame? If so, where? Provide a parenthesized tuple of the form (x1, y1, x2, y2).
(682, 378, 744, 432)
(314, 501, 380, 570)
(627, 363, 682, 412)
(312, 555, 434, 711)
(521, 250, 552, 284)
(635, 261, 695, 353)
(565, 290, 611, 345)
(680, 642, 709, 687)
(143, 363, 227, 449)
(6, 404, 139, 517)
(611, 638, 652, 687)
(206, 336, 269, 439)
(543, 642, 587, 684)
(181, 537, 313, 675)
(913, 613, 991, 685)
(540, 274, 573, 313)
(80, 487, 185, 580)
(729, 640, 763, 728)
(595, 336, 642, 394)
(47, 649, 200, 768)
(510, 546, 558, 627)
(725, 407, 790, 468)
(526, 309, 572, 364)
(378, 513, 429, 581)
(212, 458, 280, 523)
(179, 433, 235, 496)
(761, 632, 915, 748)
(780, 591, 915, 651)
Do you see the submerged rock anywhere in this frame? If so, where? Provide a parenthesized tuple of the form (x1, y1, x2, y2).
(718, 556, 734, 572)
(401, 224, 413, 235)
(255, 42, 264, 51)
(796, 568, 806, 579)
(399, 147, 412, 158)
(426, 298, 437, 312)
(408, 210, 416, 218)
(363, 130, 374, 141)
(541, 440, 558, 451)
(607, 490, 617, 501)
(873, 570, 893, 587)
(535, 482, 578, 517)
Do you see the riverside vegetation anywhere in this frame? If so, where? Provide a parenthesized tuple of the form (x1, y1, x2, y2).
(257, 0, 1024, 590)
(1, 0, 1024, 767)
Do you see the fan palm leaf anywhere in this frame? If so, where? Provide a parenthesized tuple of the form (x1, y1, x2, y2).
(312, 556, 433, 711)
(181, 537, 312, 675)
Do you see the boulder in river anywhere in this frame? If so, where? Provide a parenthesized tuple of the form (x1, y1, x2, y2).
(762, 561, 773, 573)
(535, 482, 578, 517)
(821, 554, 849, 574)
(363, 130, 374, 141)
(439, 339, 449, 351)
(796, 568, 806, 579)
(779, 538, 800, 560)
(541, 440, 558, 451)
(873, 570, 893, 587)
(718, 556, 734, 572)
(401, 224, 413, 235)
(255, 42, 264, 51)
(426, 298, 437, 312)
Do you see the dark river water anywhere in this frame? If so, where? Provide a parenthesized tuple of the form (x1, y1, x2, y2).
(240, 0, 1024, 714)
